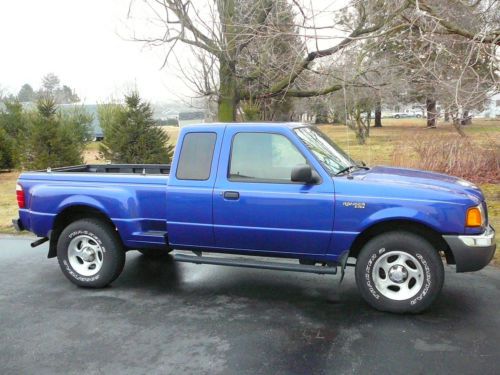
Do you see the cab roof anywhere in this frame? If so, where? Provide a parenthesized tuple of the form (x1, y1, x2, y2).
(184, 122, 311, 130)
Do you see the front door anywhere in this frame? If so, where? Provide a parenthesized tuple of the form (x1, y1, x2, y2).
(213, 128, 334, 256)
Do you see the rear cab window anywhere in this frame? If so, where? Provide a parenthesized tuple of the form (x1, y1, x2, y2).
(176, 132, 217, 180)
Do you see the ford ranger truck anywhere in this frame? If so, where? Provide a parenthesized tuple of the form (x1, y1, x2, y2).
(13, 123, 496, 313)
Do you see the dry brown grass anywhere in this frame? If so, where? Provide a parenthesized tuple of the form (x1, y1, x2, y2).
(392, 135, 499, 184)
(319, 118, 500, 167)
(0, 172, 19, 234)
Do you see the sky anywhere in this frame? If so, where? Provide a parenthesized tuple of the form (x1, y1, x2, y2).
(0, 0, 345, 104)
(0, 0, 190, 103)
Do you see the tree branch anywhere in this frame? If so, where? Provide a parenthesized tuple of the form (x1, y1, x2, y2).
(416, 0, 500, 45)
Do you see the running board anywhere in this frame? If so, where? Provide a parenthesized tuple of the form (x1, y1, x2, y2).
(173, 253, 337, 275)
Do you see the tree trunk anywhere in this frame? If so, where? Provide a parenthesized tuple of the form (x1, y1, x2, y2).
(451, 118, 466, 137)
(374, 100, 382, 127)
(426, 98, 437, 128)
(217, 64, 238, 122)
(444, 111, 450, 122)
(217, 0, 237, 122)
(461, 110, 472, 125)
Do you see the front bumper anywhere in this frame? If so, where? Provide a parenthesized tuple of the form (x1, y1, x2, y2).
(443, 226, 496, 272)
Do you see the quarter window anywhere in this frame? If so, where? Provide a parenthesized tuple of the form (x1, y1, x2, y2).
(176, 132, 216, 180)
(229, 133, 307, 182)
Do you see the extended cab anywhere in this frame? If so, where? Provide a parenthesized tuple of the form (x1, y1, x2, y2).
(13, 123, 496, 313)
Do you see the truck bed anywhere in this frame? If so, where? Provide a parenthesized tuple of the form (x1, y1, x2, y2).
(47, 164, 170, 175)
(18, 164, 170, 249)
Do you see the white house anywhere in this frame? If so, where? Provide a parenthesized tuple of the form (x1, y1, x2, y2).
(475, 93, 500, 118)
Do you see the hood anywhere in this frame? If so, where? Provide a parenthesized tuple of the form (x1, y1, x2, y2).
(353, 166, 484, 202)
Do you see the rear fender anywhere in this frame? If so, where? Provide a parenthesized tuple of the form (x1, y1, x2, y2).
(28, 184, 136, 235)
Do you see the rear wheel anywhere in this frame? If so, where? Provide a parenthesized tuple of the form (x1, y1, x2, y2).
(355, 231, 444, 313)
(57, 218, 125, 288)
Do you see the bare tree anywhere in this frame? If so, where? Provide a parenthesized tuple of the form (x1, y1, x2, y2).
(129, 0, 413, 121)
(403, 0, 499, 130)
(411, 0, 500, 46)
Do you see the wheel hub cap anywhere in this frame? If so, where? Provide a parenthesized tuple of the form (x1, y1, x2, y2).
(81, 247, 96, 262)
(388, 265, 408, 283)
(67, 235, 103, 277)
(371, 250, 424, 301)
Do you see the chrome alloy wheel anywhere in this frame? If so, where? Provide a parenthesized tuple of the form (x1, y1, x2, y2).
(372, 251, 424, 301)
(67, 235, 104, 276)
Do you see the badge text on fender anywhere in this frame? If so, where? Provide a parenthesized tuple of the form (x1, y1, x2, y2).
(343, 201, 366, 209)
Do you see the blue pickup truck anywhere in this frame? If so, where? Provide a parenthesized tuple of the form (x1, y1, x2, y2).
(13, 123, 496, 313)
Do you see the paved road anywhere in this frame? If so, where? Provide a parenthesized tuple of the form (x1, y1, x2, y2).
(1, 236, 499, 375)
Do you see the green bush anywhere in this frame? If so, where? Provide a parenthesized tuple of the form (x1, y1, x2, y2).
(99, 93, 174, 164)
(22, 98, 92, 170)
(0, 100, 29, 167)
(165, 118, 179, 126)
(242, 100, 261, 121)
(0, 127, 15, 169)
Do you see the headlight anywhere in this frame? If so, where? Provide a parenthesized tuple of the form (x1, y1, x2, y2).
(465, 204, 485, 228)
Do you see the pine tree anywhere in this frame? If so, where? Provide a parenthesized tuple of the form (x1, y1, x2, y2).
(17, 84, 35, 102)
(0, 127, 14, 169)
(99, 93, 174, 164)
(0, 100, 29, 167)
(22, 98, 91, 169)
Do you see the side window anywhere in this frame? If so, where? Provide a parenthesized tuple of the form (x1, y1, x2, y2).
(176, 132, 216, 180)
(229, 133, 307, 182)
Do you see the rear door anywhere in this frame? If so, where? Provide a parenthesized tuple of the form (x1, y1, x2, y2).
(166, 127, 224, 248)
(212, 126, 334, 256)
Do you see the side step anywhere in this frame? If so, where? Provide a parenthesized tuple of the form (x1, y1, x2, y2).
(173, 253, 337, 275)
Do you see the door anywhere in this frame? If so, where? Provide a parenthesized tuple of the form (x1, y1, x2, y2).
(166, 128, 222, 248)
(213, 128, 334, 256)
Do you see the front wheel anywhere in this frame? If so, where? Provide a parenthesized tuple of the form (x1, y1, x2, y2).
(355, 232, 444, 313)
(57, 218, 125, 288)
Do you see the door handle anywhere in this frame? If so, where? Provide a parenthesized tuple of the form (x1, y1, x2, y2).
(223, 191, 240, 200)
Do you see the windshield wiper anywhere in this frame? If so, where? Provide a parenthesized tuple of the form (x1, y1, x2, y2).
(335, 164, 369, 176)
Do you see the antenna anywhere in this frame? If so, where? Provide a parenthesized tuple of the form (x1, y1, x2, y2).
(341, 52, 372, 168)
(342, 53, 351, 163)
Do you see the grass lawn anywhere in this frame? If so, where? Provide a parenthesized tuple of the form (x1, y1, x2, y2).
(1, 119, 498, 263)
(0, 172, 20, 234)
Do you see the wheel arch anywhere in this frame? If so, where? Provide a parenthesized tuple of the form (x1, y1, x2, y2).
(348, 219, 454, 264)
(48, 205, 119, 258)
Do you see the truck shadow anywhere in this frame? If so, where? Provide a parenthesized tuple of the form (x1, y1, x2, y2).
(116, 252, 181, 291)
(115, 253, 478, 321)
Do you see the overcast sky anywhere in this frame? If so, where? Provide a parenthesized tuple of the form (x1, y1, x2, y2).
(0, 0, 344, 104)
(0, 0, 191, 103)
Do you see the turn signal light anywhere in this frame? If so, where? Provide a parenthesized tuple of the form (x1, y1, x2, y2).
(466, 206, 483, 227)
(16, 183, 25, 209)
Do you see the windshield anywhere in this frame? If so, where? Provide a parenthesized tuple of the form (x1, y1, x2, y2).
(294, 126, 355, 176)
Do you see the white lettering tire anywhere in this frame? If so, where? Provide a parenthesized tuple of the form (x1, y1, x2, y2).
(355, 232, 444, 313)
(57, 219, 125, 288)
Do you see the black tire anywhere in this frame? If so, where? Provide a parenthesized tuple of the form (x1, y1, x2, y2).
(138, 248, 172, 258)
(355, 231, 444, 314)
(57, 218, 125, 288)
(394, 114, 400, 119)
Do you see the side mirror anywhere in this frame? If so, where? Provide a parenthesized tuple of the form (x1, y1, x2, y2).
(291, 164, 315, 184)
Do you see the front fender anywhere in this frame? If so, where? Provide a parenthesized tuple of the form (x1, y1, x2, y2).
(359, 206, 443, 233)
